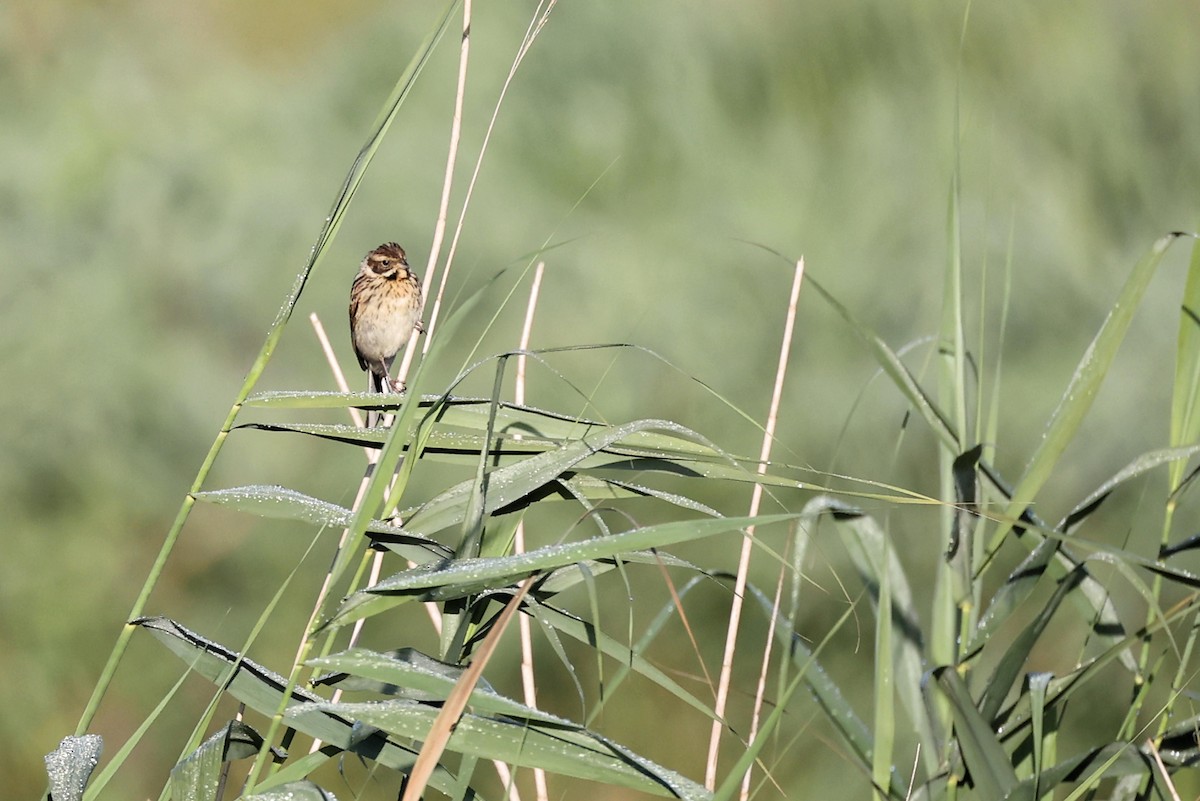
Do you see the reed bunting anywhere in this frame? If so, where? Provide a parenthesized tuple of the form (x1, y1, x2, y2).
(349, 242, 424, 402)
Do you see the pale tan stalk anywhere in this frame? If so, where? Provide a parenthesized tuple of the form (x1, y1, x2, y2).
(298, 313, 379, 685)
(740, 540, 788, 799)
(705, 258, 805, 790)
(402, 579, 536, 801)
(1147, 739, 1182, 801)
(309, 313, 367, 436)
(514, 261, 549, 801)
(422, 0, 558, 345)
(396, 0, 474, 380)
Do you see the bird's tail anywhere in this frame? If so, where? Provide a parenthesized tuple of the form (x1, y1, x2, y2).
(366, 370, 384, 428)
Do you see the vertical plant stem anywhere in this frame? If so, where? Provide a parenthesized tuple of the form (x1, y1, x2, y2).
(706, 258, 805, 790)
(424, 0, 558, 343)
(309, 314, 367, 431)
(401, 579, 536, 801)
(399, 0, 473, 378)
(515, 261, 549, 801)
(740, 544, 789, 800)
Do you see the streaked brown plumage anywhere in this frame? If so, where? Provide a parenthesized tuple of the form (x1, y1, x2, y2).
(348, 243, 424, 405)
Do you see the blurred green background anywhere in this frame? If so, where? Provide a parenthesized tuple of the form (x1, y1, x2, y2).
(5, 1, 1200, 797)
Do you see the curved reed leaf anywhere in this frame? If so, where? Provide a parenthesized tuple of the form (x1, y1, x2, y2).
(310, 648, 562, 724)
(193, 485, 450, 561)
(800, 497, 943, 767)
(132, 617, 460, 795)
(933, 666, 1018, 798)
(1057, 444, 1200, 533)
(1169, 235, 1200, 487)
(242, 781, 339, 801)
(169, 721, 272, 801)
(294, 700, 710, 800)
(364, 513, 795, 597)
(977, 566, 1086, 723)
(43, 735, 103, 801)
(985, 233, 1185, 552)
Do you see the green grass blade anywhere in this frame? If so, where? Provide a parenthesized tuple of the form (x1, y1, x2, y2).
(297, 701, 710, 800)
(82, 667, 195, 800)
(712, 600, 867, 801)
(933, 666, 1018, 798)
(1169, 235, 1200, 485)
(131, 617, 461, 795)
(985, 233, 1185, 555)
(814, 498, 942, 766)
(309, 648, 566, 725)
(978, 566, 1085, 723)
(193, 485, 450, 562)
(242, 781, 339, 801)
(872, 536, 897, 798)
(1057, 444, 1200, 532)
(169, 722, 269, 801)
(1026, 671, 1054, 797)
(363, 513, 797, 595)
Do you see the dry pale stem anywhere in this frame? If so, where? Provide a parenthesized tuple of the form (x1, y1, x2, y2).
(514, 261, 549, 801)
(706, 258, 806, 793)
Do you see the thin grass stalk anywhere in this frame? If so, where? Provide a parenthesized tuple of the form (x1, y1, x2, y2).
(1153, 234, 1200, 740)
(296, 315, 383, 721)
(1147, 739, 1183, 801)
(397, 0, 473, 383)
(976, 213, 1015, 621)
(739, 543, 789, 801)
(871, 538, 896, 799)
(515, 261, 549, 801)
(931, 39, 970, 766)
(933, 163, 968, 659)
(930, 135, 970, 779)
(309, 313, 367, 433)
(82, 668, 192, 800)
(706, 258, 805, 790)
(424, 0, 558, 344)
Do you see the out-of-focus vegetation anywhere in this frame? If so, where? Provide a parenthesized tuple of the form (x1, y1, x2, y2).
(5, 1, 1200, 798)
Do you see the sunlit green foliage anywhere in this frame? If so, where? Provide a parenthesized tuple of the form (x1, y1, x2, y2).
(8, 2, 1200, 799)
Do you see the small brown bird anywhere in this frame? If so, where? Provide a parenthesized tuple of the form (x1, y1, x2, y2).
(348, 243, 424, 405)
